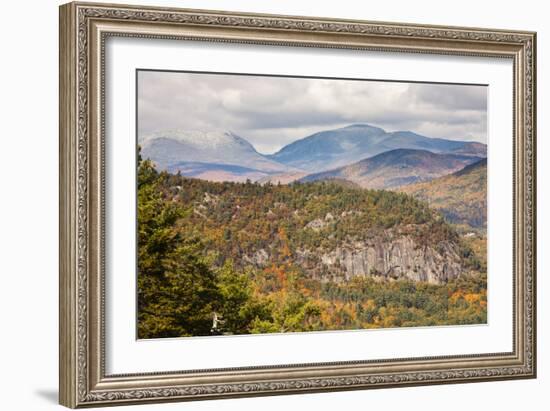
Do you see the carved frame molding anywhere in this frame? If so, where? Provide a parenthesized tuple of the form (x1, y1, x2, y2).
(59, 2, 536, 408)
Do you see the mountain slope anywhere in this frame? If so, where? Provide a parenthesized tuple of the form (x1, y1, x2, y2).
(397, 158, 487, 229)
(140, 130, 289, 182)
(448, 142, 488, 157)
(159, 174, 482, 284)
(300, 149, 482, 189)
(267, 124, 387, 172)
(268, 124, 486, 172)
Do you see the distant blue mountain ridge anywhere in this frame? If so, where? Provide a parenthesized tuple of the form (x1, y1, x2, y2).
(140, 124, 486, 186)
(267, 124, 486, 172)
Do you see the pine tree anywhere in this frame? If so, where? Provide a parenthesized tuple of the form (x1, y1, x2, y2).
(137, 155, 220, 338)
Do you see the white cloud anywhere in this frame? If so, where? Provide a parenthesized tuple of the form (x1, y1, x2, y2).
(138, 71, 487, 154)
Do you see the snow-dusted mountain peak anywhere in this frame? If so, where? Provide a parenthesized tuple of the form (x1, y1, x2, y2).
(139, 129, 289, 177)
(140, 129, 253, 150)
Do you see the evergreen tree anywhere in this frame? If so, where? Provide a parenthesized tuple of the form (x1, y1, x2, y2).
(137, 155, 220, 338)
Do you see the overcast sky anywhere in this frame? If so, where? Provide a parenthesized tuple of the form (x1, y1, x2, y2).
(137, 70, 487, 155)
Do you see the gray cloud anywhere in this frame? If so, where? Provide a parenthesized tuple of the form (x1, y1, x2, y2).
(138, 71, 487, 154)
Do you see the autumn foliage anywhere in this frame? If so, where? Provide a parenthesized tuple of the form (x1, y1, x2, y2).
(137, 155, 487, 339)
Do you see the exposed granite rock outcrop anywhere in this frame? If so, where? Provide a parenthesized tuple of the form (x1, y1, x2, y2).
(309, 235, 462, 284)
(244, 229, 464, 285)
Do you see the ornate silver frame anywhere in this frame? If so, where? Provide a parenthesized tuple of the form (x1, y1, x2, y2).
(59, 2, 537, 408)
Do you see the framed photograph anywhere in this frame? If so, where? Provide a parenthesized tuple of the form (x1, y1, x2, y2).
(59, 2, 537, 408)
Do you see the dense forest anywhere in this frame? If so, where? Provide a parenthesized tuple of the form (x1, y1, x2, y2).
(137, 154, 487, 339)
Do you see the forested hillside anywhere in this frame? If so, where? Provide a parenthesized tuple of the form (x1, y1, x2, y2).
(397, 159, 487, 230)
(137, 156, 487, 339)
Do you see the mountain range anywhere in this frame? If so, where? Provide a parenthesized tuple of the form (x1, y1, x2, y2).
(300, 149, 482, 189)
(268, 124, 486, 172)
(140, 124, 486, 188)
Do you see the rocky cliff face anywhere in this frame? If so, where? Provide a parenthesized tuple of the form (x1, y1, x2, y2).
(245, 229, 464, 285)
(303, 235, 462, 284)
